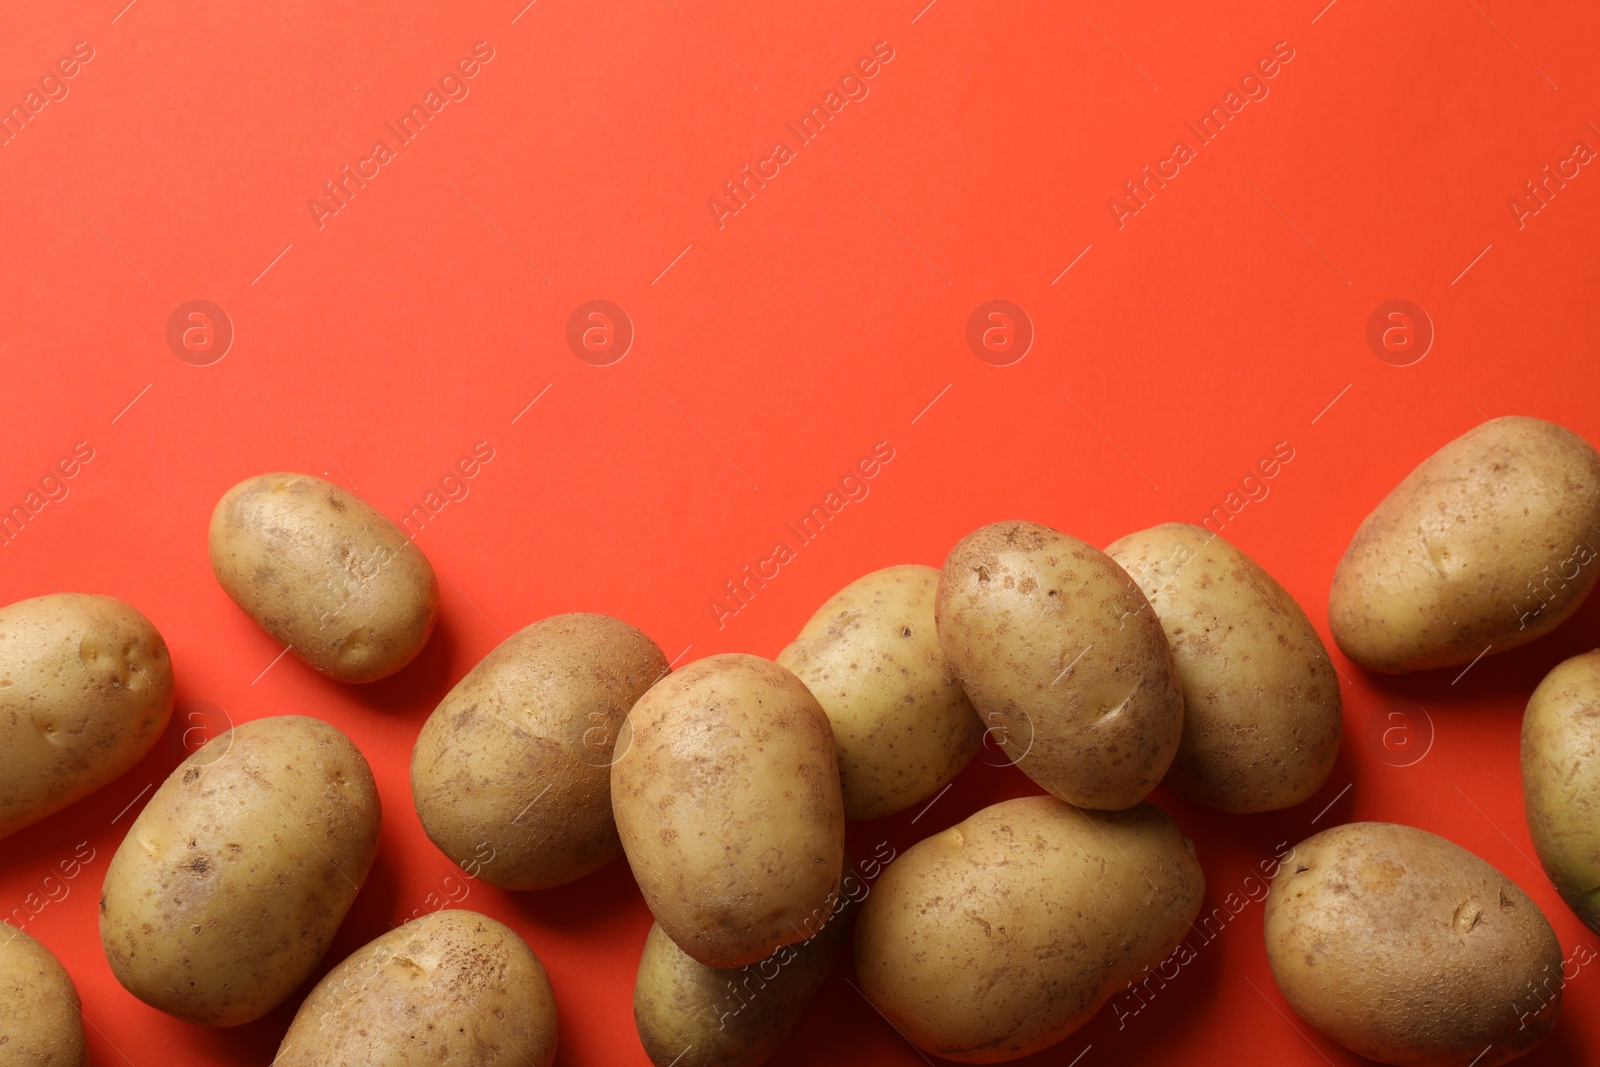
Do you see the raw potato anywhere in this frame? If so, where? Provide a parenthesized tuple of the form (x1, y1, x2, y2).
(935, 521, 1184, 810)
(209, 472, 439, 683)
(412, 613, 668, 889)
(0, 927, 86, 1067)
(777, 565, 981, 820)
(100, 715, 381, 1026)
(855, 795, 1204, 1063)
(1523, 649, 1600, 933)
(1107, 524, 1341, 812)
(1264, 822, 1562, 1067)
(1328, 416, 1600, 673)
(612, 654, 845, 969)
(0, 593, 175, 839)
(273, 909, 558, 1067)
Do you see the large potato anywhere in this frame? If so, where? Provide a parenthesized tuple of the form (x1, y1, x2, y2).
(1328, 416, 1600, 672)
(412, 613, 668, 889)
(209, 472, 439, 682)
(1523, 649, 1600, 932)
(99, 715, 381, 1026)
(0, 927, 86, 1066)
(612, 654, 845, 969)
(935, 521, 1183, 810)
(0, 593, 175, 838)
(273, 909, 558, 1067)
(1264, 822, 1562, 1066)
(855, 795, 1204, 1062)
(1107, 524, 1341, 812)
(776, 565, 981, 820)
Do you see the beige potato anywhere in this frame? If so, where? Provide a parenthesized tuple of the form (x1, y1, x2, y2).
(209, 472, 439, 683)
(1328, 416, 1600, 673)
(855, 795, 1204, 1062)
(412, 613, 668, 889)
(0, 593, 175, 839)
(777, 565, 981, 821)
(273, 909, 557, 1067)
(1107, 524, 1342, 812)
(612, 654, 845, 969)
(1523, 649, 1600, 933)
(935, 521, 1183, 810)
(0, 927, 86, 1066)
(99, 715, 381, 1026)
(1264, 822, 1562, 1066)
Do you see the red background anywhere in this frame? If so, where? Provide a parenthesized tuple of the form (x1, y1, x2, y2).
(3, 0, 1599, 1063)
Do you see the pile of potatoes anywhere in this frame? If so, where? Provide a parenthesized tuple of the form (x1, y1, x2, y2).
(4, 415, 1600, 1067)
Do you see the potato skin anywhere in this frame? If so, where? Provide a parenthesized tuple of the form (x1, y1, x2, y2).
(935, 521, 1183, 810)
(612, 654, 845, 969)
(273, 909, 558, 1067)
(99, 715, 381, 1026)
(0, 593, 175, 839)
(1328, 416, 1600, 673)
(1264, 822, 1562, 1067)
(777, 565, 981, 821)
(209, 472, 439, 683)
(0, 927, 86, 1067)
(855, 795, 1203, 1063)
(1107, 524, 1341, 812)
(1523, 649, 1600, 933)
(412, 613, 668, 889)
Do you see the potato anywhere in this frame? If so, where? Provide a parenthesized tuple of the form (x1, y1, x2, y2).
(1328, 416, 1600, 673)
(935, 521, 1183, 810)
(1107, 524, 1341, 812)
(273, 909, 557, 1067)
(209, 472, 439, 683)
(412, 613, 668, 889)
(612, 653, 845, 969)
(776, 565, 981, 821)
(99, 715, 381, 1026)
(0, 927, 86, 1066)
(1523, 649, 1600, 933)
(633, 857, 860, 1067)
(1264, 822, 1562, 1066)
(0, 593, 175, 839)
(855, 795, 1203, 1062)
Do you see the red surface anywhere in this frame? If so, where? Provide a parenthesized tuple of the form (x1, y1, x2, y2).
(2, 0, 1600, 1063)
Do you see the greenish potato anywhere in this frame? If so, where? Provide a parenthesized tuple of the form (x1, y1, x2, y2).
(1523, 649, 1600, 933)
(0, 927, 86, 1067)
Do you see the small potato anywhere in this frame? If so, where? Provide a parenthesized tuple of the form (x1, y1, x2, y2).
(1107, 524, 1342, 812)
(1328, 416, 1600, 673)
(777, 565, 981, 820)
(936, 521, 1183, 810)
(855, 795, 1204, 1062)
(273, 909, 558, 1067)
(100, 715, 381, 1026)
(1264, 822, 1562, 1066)
(1523, 649, 1600, 933)
(0, 927, 86, 1067)
(0, 593, 175, 838)
(612, 654, 845, 969)
(209, 472, 439, 683)
(412, 613, 668, 889)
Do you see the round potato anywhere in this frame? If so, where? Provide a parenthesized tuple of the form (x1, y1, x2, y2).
(99, 715, 381, 1026)
(1328, 416, 1600, 673)
(935, 521, 1183, 810)
(612, 654, 845, 969)
(273, 909, 558, 1067)
(776, 565, 981, 821)
(855, 795, 1204, 1062)
(1264, 822, 1562, 1066)
(412, 613, 668, 889)
(1523, 649, 1600, 933)
(0, 927, 86, 1067)
(0, 593, 175, 839)
(209, 472, 439, 683)
(1107, 524, 1342, 812)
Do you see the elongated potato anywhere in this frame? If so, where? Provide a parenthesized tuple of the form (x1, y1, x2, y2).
(612, 654, 845, 969)
(99, 715, 381, 1026)
(1523, 649, 1600, 932)
(0, 593, 175, 839)
(0, 927, 86, 1067)
(209, 472, 438, 682)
